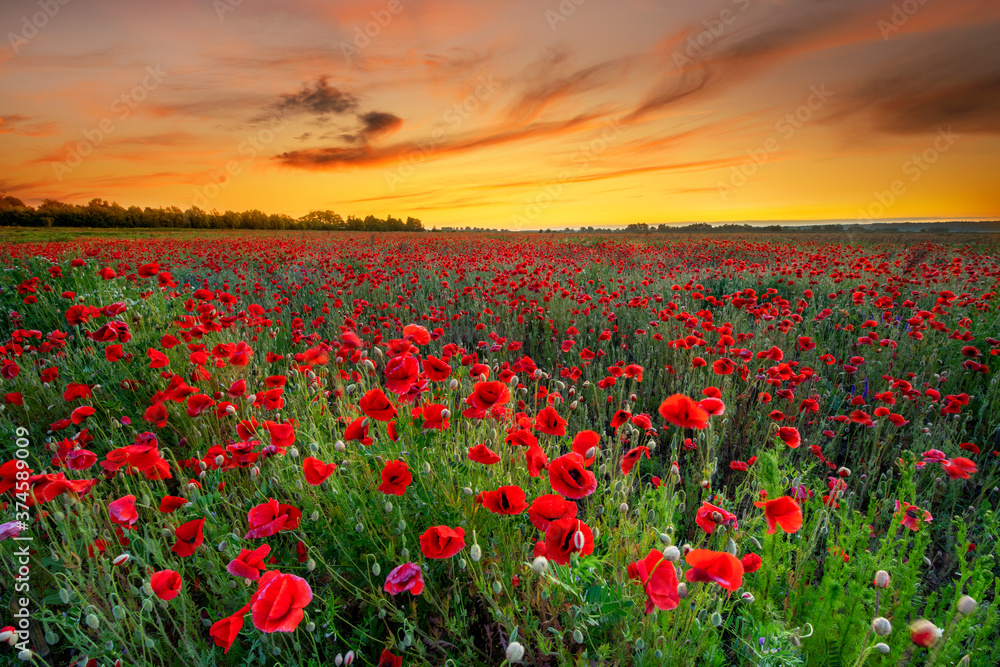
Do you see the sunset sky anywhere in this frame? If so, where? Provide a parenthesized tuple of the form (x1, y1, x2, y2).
(1, 0, 998, 228)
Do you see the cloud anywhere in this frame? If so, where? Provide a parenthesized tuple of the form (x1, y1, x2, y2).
(341, 111, 403, 143)
(0, 114, 59, 137)
(256, 76, 358, 122)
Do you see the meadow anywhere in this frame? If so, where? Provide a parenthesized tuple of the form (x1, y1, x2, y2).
(0, 231, 997, 666)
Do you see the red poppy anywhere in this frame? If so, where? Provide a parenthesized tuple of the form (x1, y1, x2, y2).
(384, 355, 419, 394)
(343, 416, 372, 446)
(753, 496, 803, 534)
(942, 457, 976, 479)
(525, 443, 548, 477)
(359, 389, 397, 422)
(548, 452, 597, 499)
(658, 394, 709, 429)
(571, 430, 600, 465)
(108, 495, 138, 530)
(227, 544, 271, 580)
(695, 501, 738, 534)
(544, 517, 594, 565)
(378, 460, 412, 496)
(535, 406, 567, 436)
(251, 570, 312, 633)
(463, 381, 510, 418)
(741, 553, 762, 573)
(479, 485, 528, 515)
(150, 569, 183, 601)
(527, 494, 577, 531)
(777, 426, 801, 449)
(628, 549, 679, 613)
(620, 446, 650, 475)
(684, 549, 744, 592)
(384, 562, 424, 595)
(712, 358, 735, 375)
(171, 518, 205, 557)
(378, 648, 403, 667)
(209, 605, 250, 654)
(422, 355, 452, 381)
(468, 443, 501, 465)
(302, 456, 337, 485)
(244, 499, 301, 539)
(158, 495, 188, 513)
(419, 525, 466, 559)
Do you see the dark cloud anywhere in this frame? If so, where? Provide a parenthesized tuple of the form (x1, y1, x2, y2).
(270, 76, 358, 117)
(831, 27, 1000, 135)
(341, 111, 404, 143)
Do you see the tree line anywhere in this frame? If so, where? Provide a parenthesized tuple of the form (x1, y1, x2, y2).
(0, 195, 424, 232)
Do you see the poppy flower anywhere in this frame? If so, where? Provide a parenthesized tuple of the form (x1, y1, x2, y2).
(712, 359, 735, 375)
(359, 389, 397, 422)
(414, 402, 450, 430)
(527, 494, 577, 531)
(171, 518, 205, 557)
(535, 406, 567, 436)
(343, 416, 372, 446)
(244, 499, 301, 539)
(209, 605, 250, 654)
(378, 460, 412, 496)
(571, 430, 600, 465)
(150, 569, 183, 601)
(378, 648, 403, 667)
(684, 549, 744, 592)
(422, 355, 452, 381)
(108, 495, 138, 530)
(620, 446, 650, 475)
(544, 517, 594, 565)
(548, 452, 597, 499)
(158, 495, 188, 513)
(251, 570, 313, 633)
(695, 501, 738, 534)
(463, 381, 510, 417)
(909, 619, 941, 648)
(419, 525, 466, 559)
(942, 457, 976, 479)
(753, 496, 803, 534)
(895, 500, 932, 531)
(628, 549, 680, 613)
(658, 394, 709, 429)
(468, 443, 501, 465)
(302, 456, 337, 485)
(384, 355, 419, 394)
(741, 553, 762, 573)
(227, 544, 271, 580)
(384, 562, 424, 596)
(479, 485, 528, 515)
(525, 444, 548, 477)
(777, 426, 801, 449)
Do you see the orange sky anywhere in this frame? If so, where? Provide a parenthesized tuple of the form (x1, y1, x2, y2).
(1, 0, 999, 228)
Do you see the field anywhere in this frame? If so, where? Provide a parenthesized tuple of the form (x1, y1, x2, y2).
(1, 231, 998, 666)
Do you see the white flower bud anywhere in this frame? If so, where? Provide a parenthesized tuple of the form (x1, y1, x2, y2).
(506, 642, 525, 663)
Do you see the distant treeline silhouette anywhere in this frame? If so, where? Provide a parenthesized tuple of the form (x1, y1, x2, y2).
(0, 195, 424, 232)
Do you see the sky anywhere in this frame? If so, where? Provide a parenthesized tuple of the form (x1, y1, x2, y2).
(1, 0, 999, 229)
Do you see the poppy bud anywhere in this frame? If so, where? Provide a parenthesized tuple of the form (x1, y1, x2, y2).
(573, 629, 584, 644)
(372, 563, 381, 576)
(908, 619, 941, 647)
(677, 582, 688, 599)
(492, 581, 502, 595)
(957, 595, 977, 615)
(506, 641, 525, 663)
(532, 556, 548, 574)
(422, 462, 431, 474)
(225, 405, 236, 416)
(17, 650, 33, 661)
(470, 543, 483, 561)
(619, 503, 629, 514)
(663, 545, 680, 562)
(874, 570, 890, 588)
(741, 592, 755, 602)
(441, 408, 451, 419)
(86, 614, 100, 629)
(246, 393, 256, 403)
(59, 588, 70, 604)
(335, 654, 343, 666)
(838, 466, 851, 478)
(875, 643, 890, 654)
(871, 617, 892, 636)
(710, 612, 722, 627)
(251, 466, 260, 478)
(311, 510, 319, 521)
(509, 375, 519, 386)
(345, 650, 355, 665)
(335, 440, 346, 452)
(112, 553, 130, 566)
(355, 523, 364, 532)
(573, 531, 586, 550)
(448, 378, 459, 390)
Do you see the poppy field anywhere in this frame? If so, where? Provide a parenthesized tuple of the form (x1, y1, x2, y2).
(1, 231, 998, 667)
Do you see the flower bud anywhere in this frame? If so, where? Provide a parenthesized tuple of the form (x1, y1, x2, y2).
(873, 570, 890, 588)
(663, 545, 680, 562)
(957, 595, 977, 615)
(532, 556, 548, 574)
(573, 629, 584, 644)
(470, 543, 482, 562)
(908, 619, 941, 647)
(506, 641, 525, 663)
(871, 617, 892, 637)
(875, 643, 890, 654)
